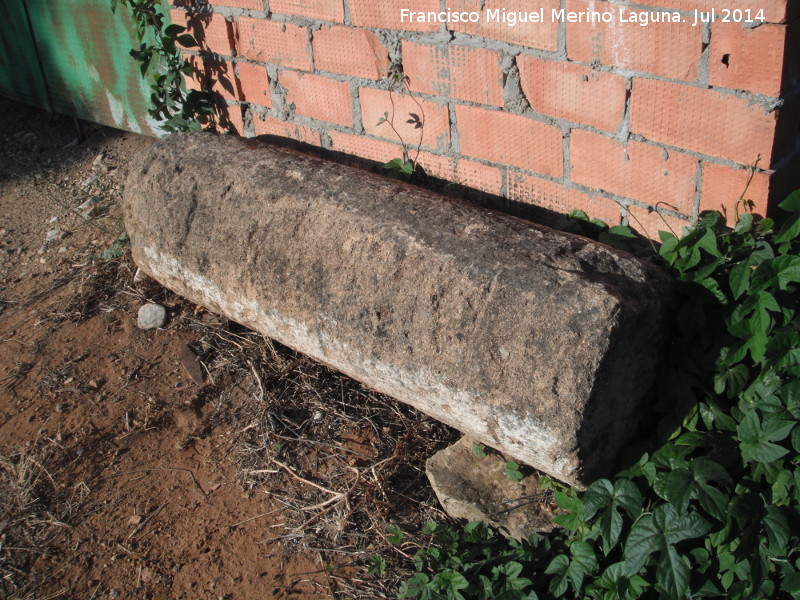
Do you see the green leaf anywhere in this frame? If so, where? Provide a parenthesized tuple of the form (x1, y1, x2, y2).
(583, 479, 642, 555)
(734, 212, 754, 233)
(608, 225, 637, 239)
(656, 545, 692, 598)
(773, 255, 800, 288)
(471, 442, 487, 458)
(729, 259, 752, 300)
(399, 573, 430, 598)
(624, 504, 710, 578)
(764, 505, 790, 553)
(775, 213, 800, 244)
(738, 410, 792, 463)
(434, 570, 469, 600)
(386, 523, 404, 545)
(368, 555, 386, 577)
(778, 189, 800, 212)
(660, 468, 694, 514)
(553, 491, 583, 531)
(624, 514, 659, 577)
(545, 555, 570, 597)
(505, 461, 523, 482)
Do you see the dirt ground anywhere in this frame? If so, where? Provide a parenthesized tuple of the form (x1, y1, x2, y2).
(0, 99, 458, 599)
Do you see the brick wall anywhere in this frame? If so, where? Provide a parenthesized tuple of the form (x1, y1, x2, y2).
(170, 0, 800, 239)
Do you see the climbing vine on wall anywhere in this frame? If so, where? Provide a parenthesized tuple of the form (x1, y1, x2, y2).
(111, 0, 220, 133)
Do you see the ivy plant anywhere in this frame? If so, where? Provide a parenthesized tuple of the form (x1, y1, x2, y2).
(401, 193, 800, 600)
(111, 0, 219, 132)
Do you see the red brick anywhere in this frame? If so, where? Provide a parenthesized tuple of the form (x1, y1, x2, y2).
(626, 205, 691, 241)
(209, 0, 263, 9)
(507, 172, 623, 225)
(360, 88, 450, 152)
(222, 104, 245, 136)
(279, 71, 352, 126)
(565, 0, 702, 81)
(253, 115, 321, 145)
(700, 162, 771, 219)
(517, 56, 626, 133)
(415, 151, 503, 195)
(170, 9, 235, 56)
(207, 59, 240, 101)
(445, 0, 560, 51)
(350, 0, 440, 31)
(182, 55, 240, 101)
(312, 26, 389, 79)
(236, 18, 310, 70)
(643, 0, 791, 24)
(456, 105, 563, 177)
(401, 42, 504, 107)
(237, 61, 270, 107)
(630, 78, 777, 165)
(181, 54, 204, 91)
(270, 0, 344, 22)
(709, 22, 787, 96)
(570, 130, 697, 213)
(328, 131, 404, 163)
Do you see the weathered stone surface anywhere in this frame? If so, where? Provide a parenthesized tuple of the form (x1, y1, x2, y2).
(427, 437, 560, 538)
(123, 132, 673, 487)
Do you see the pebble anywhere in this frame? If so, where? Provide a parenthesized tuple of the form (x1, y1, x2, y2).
(77, 196, 101, 212)
(46, 229, 66, 243)
(137, 303, 167, 330)
(81, 175, 98, 188)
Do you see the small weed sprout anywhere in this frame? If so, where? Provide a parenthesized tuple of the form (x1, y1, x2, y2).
(376, 71, 426, 180)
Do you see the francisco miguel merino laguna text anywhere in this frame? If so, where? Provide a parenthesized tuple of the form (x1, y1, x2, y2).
(399, 7, 767, 26)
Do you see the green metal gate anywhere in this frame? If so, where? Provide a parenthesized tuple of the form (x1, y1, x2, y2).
(0, 0, 164, 135)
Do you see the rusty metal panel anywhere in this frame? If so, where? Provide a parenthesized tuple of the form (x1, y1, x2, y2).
(1, 0, 165, 136)
(0, 0, 51, 111)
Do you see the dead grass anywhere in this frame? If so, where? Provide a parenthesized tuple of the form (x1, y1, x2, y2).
(8, 238, 461, 598)
(174, 305, 461, 598)
(0, 439, 81, 599)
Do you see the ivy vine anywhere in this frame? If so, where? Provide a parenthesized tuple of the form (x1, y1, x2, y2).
(111, 0, 220, 133)
(399, 193, 800, 600)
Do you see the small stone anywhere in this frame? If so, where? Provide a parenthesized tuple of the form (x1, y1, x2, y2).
(77, 196, 101, 218)
(58, 246, 67, 253)
(426, 437, 561, 539)
(128, 515, 142, 525)
(179, 344, 204, 385)
(81, 175, 98, 188)
(46, 229, 66, 243)
(93, 152, 105, 166)
(133, 268, 147, 283)
(49, 216, 58, 223)
(137, 303, 167, 330)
